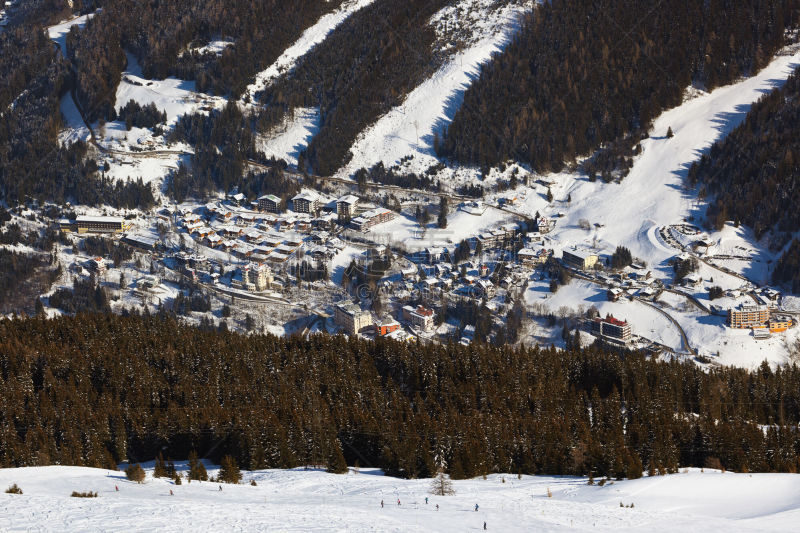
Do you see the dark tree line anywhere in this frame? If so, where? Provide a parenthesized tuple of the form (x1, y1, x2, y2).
(64, 0, 345, 121)
(773, 239, 800, 293)
(168, 102, 299, 202)
(256, 0, 452, 176)
(440, 0, 799, 173)
(1, 314, 800, 478)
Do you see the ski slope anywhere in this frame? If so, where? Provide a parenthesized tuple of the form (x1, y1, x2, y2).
(1, 465, 798, 531)
(336, 1, 532, 178)
(538, 50, 800, 273)
(47, 13, 95, 56)
(244, 0, 378, 99)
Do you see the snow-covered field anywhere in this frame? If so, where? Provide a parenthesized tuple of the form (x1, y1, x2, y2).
(1, 465, 798, 532)
(47, 13, 94, 56)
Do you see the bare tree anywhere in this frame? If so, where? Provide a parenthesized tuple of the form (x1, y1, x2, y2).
(429, 468, 455, 496)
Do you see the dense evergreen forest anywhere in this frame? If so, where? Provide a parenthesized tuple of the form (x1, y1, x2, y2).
(440, 0, 799, 173)
(0, 24, 154, 209)
(167, 101, 297, 201)
(255, 0, 452, 176)
(1, 313, 799, 478)
(65, 0, 345, 121)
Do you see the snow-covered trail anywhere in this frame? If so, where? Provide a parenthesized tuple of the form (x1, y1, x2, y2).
(47, 13, 95, 56)
(335, 1, 531, 178)
(546, 50, 800, 269)
(1, 465, 798, 531)
(244, 0, 378, 100)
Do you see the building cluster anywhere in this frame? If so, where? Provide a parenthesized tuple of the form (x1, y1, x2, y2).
(334, 301, 433, 340)
(728, 303, 793, 335)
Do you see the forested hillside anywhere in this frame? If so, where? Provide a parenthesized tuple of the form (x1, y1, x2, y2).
(255, 0, 452, 176)
(0, 25, 153, 208)
(683, 67, 800, 291)
(440, 0, 799, 173)
(1, 314, 799, 478)
(66, 0, 345, 121)
(688, 68, 800, 237)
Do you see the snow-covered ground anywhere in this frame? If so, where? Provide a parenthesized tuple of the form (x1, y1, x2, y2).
(1, 465, 799, 531)
(533, 50, 800, 277)
(111, 53, 226, 131)
(257, 107, 320, 167)
(47, 13, 94, 56)
(335, 0, 532, 178)
(363, 205, 515, 252)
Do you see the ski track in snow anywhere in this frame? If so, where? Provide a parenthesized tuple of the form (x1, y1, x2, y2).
(1, 465, 799, 532)
(244, 0, 379, 99)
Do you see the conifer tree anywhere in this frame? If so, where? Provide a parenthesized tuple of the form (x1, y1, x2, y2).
(326, 442, 348, 474)
(188, 451, 208, 481)
(125, 464, 145, 483)
(154, 452, 167, 478)
(218, 455, 242, 484)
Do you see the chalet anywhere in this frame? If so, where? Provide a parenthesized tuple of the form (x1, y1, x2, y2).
(283, 233, 305, 247)
(258, 194, 282, 213)
(194, 226, 215, 239)
(473, 279, 496, 299)
(89, 257, 106, 274)
(220, 225, 244, 238)
(534, 215, 552, 234)
(232, 243, 254, 259)
(228, 192, 246, 205)
(244, 229, 264, 243)
(426, 247, 447, 263)
(235, 213, 256, 226)
(607, 287, 624, 301)
(205, 234, 222, 248)
(682, 274, 702, 287)
(401, 266, 418, 279)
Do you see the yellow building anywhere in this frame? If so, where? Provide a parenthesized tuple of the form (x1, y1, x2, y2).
(728, 304, 769, 329)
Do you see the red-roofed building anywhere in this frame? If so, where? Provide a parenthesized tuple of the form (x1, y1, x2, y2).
(590, 314, 632, 342)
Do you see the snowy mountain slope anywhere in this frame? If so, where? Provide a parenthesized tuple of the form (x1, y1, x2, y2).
(535, 51, 800, 275)
(244, 0, 379, 100)
(508, 49, 800, 367)
(334, 0, 532, 178)
(1, 465, 798, 532)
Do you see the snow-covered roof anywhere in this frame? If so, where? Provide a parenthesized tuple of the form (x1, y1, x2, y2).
(76, 215, 124, 224)
(337, 195, 359, 205)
